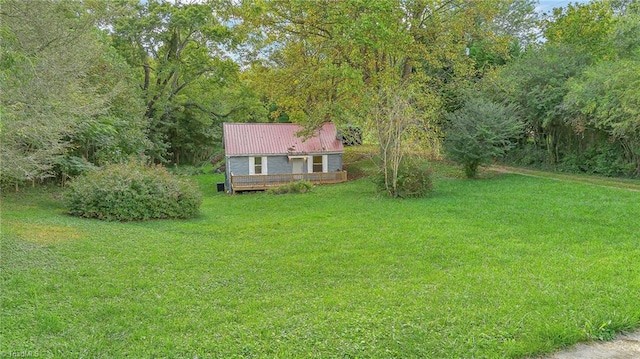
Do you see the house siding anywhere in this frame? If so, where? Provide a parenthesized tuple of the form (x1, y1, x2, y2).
(228, 156, 250, 175)
(327, 154, 343, 173)
(231, 154, 342, 175)
(267, 156, 290, 174)
(225, 153, 343, 192)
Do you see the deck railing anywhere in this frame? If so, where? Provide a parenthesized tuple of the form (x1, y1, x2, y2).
(230, 171, 347, 192)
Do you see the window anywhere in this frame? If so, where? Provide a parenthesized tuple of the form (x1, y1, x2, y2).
(309, 155, 327, 173)
(254, 156, 262, 174)
(313, 156, 323, 173)
(250, 156, 267, 175)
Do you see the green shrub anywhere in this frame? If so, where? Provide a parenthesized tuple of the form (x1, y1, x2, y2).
(65, 160, 202, 221)
(376, 158, 434, 198)
(444, 96, 524, 178)
(559, 144, 635, 177)
(267, 180, 313, 195)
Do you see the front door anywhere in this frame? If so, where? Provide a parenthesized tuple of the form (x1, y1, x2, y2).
(292, 158, 304, 174)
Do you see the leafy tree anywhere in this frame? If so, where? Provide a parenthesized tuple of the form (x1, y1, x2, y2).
(68, 44, 150, 167)
(563, 10, 640, 176)
(0, 0, 147, 188)
(110, 0, 266, 164)
(491, 0, 539, 46)
(572, 5, 640, 176)
(467, 0, 538, 71)
(611, 7, 640, 58)
(487, 44, 590, 164)
(485, 2, 640, 176)
(444, 96, 524, 178)
(542, 0, 617, 62)
(241, 0, 526, 192)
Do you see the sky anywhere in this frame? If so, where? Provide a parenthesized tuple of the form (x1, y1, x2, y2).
(536, 0, 591, 14)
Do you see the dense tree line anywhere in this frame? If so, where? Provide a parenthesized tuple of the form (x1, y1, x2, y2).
(1, 0, 147, 187)
(1, 0, 638, 191)
(109, 0, 265, 164)
(1, 0, 263, 189)
(484, 0, 640, 176)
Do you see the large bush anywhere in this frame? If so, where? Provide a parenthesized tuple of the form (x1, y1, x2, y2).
(65, 160, 202, 221)
(376, 158, 434, 198)
(444, 96, 524, 178)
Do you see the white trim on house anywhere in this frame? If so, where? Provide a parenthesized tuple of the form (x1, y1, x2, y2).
(249, 156, 268, 175)
(249, 157, 254, 175)
(308, 155, 328, 173)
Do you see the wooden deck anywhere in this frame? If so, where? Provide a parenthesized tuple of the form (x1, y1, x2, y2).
(230, 171, 347, 193)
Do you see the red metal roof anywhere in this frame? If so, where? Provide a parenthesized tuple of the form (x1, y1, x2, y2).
(223, 122, 344, 156)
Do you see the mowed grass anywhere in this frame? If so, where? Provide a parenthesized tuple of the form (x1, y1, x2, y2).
(1, 170, 639, 358)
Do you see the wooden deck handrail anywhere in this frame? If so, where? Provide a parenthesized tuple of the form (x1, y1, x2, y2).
(230, 171, 347, 193)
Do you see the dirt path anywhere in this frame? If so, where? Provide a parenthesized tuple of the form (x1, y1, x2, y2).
(542, 331, 640, 359)
(489, 165, 640, 192)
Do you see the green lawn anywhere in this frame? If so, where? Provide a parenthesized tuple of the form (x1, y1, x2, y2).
(2, 170, 639, 358)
